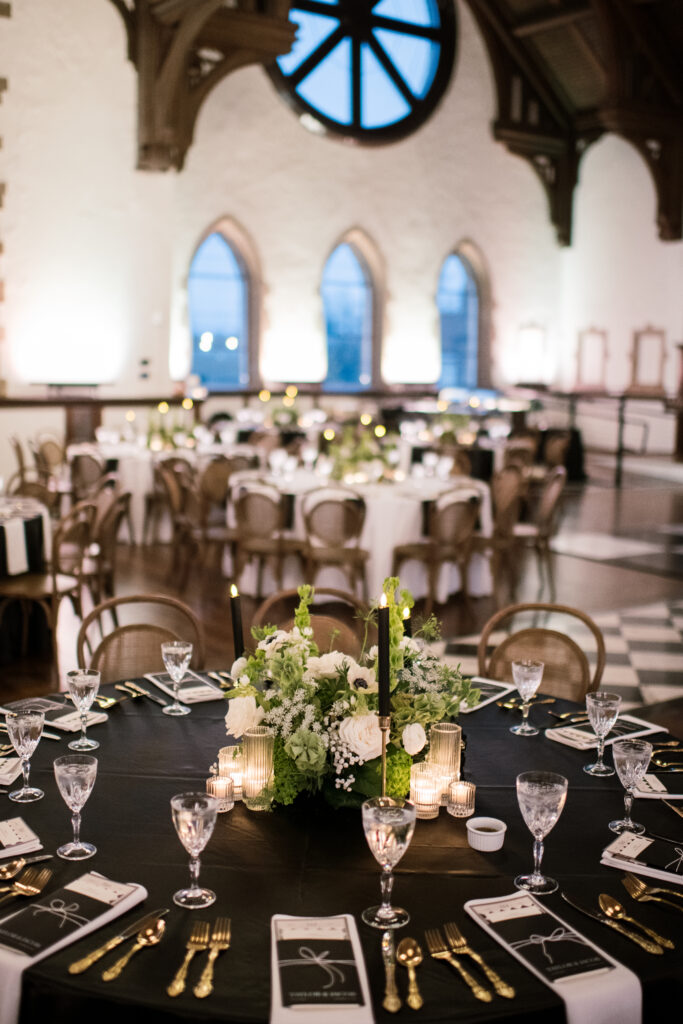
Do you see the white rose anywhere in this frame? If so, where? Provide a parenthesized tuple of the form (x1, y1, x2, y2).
(402, 722, 427, 756)
(231, 656, 247, 678)
(339, 714, 382, 762)
(306, 652, 349, 677)
(225, 695, 264, 739)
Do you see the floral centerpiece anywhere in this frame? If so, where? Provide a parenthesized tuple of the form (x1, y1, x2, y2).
(223, 579, 479, 809)
(325, 423, 400, 482)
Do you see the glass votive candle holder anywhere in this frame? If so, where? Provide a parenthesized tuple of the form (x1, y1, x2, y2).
(410, 762, 441, 820)
(243, 726, 274, 812)
(218, 745, 243, 800)
(428, 722, 462, 804)
(206, 775, 235, 813)
(447, 780, 476, 818)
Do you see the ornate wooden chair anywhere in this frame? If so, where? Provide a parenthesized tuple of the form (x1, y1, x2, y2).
(252, 587, 369, 659)
(477, 601, 606, 701)
(512, 466, 567, 599)
(301, 487, 369, 601)
(232, 480, 306, 598)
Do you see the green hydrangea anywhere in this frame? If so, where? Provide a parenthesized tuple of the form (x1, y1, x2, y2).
(284, 729, 327, 775)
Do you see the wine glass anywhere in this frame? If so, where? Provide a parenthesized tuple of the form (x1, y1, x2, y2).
(7, 709, 45, 803)
(361, 796, 416, 929)
(510, 660, 544, 736)
(609, 739, 653, 835)
(515, 771, 568, 895)
(584, 692, 621, 777)
(66, 669, 101, 751)
(54, 754, 98, 859)
(171, 792, 218, 909)
(161, 641, 193, 716)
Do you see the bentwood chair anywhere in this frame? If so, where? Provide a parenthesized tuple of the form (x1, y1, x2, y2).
(392, 490, 481, 615)
(77, 593, 205, 683)
(70, 448, 107, 502)
(473, 466, 525, 605)
(81, 492, 132, 611)
(477, 601, 606, 702)
(301, 487, 369, 600)
(158, 464, 201, 587)
(512, 465, 567, 599)
(252, 587, 370, 659)
(232, 480, 306, 598)
(0, 501, 95, 672)
(196, 456, 254, 566)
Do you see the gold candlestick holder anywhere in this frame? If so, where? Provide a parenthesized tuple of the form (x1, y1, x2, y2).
(378, 715, 391, 796)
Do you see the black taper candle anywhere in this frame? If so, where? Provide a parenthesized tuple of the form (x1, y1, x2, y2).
(230, 583, 244, 660)
(378, 594, 390, 717)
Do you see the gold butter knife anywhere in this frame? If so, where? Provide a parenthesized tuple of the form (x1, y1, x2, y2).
(68, 908, 169, 974)
(381, 930, 401, 1013)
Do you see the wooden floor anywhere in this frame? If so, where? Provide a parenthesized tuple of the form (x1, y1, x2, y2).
(3, 456, 683, 704)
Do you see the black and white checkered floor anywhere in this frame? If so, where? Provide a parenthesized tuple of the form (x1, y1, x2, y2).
(441, 599, 683, 712)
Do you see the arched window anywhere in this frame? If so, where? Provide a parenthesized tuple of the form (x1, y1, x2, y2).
(437, 252, 480, 390)
(321, 242, 375, 392)
(188, 231, 250, 390)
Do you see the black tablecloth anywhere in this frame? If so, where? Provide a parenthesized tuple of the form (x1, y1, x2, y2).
(9, 691, 683, 1024)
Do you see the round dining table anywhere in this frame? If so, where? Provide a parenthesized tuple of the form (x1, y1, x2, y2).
(4, 684, 682, 1024)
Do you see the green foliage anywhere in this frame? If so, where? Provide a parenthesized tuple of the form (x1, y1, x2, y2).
(294, 585, 313, 632)
(284, 729, 327, 775)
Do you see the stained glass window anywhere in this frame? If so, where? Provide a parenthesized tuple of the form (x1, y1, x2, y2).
(188, 233, 250, 390)
(321, 243, 373, 391)
(437, 253, 479, 390)
(270, 0, 456, 142)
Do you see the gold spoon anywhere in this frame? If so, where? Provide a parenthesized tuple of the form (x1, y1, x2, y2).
(0, 854, 53, 880)
(396, 937, 424, 1011)
(598, 894, 674, 950)
(102, 918, 166, 981)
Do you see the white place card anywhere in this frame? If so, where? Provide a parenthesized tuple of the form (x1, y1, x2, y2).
(459, 677, 517, 713)
(0, 818, 42, 859)
(145, 670, 224, 703)
(635, 774, 683, 800)
(0, 759, 22, 788)
(2, 698, 107, 733)
(601, 832, 683, 883)
(545, 715, 666, 750)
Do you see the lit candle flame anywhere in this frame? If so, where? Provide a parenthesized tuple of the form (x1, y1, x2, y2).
(402, 606, 410, 620)
(230, 584, 239, 598)
(379, 593, 387, 609)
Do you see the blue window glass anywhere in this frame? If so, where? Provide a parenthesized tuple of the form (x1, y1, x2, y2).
(270, 0, 455, 142)
(321, 243, 373, 392)
(188, 233, 249, 391)
(437, 254, 479, 390)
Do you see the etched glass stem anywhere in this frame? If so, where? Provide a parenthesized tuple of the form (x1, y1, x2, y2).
(72, 811, 81, 847)
(531, 838, 544, 882)
(189, 856, 200, 893)
(380, 866, 394, 914)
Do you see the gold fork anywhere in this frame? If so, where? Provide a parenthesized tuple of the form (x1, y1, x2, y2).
(167, 920, 211, 997)
(0, 867, 53, 906)
(424, 928, 492, 1002)
(194, 917, 231, 999)
(623, 873, 683, 912)
(443, 922, 515, 999)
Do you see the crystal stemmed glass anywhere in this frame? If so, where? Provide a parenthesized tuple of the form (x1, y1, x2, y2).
(54, 754, 98, 859)
(171, 792, 218, 909)
(609, 739, 653, 835)
(66, 669, 101, 751)
(161, 641, 193, 716)
(7, 709, 45, 803)
(510, 660, 544, 736)
(584, 692, 621, 777)
(515, 771, 568, 895)
(361, 796, 416, 929)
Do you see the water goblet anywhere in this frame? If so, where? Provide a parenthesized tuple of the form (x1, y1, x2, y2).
(7, 709, 45, 803)
(66, 669, 101, 750)
(515, 771, 568, 895)
(609, 739, 653, 835)
(171, 792, 218, 909)
(583, 692, 622, 777)
(54, 754, 98, 859)
(161, 641, 193, 716)
(510, 660, 544, 736)
(361, 796, 416, 929)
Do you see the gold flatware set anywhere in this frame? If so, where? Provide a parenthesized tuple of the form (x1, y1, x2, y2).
(68, 908, 169, 974)
(0, 866, 53, 906)
(425, 923, 515, 1003)
(623, 873, 683, 912)
(193, 917, 232, 998)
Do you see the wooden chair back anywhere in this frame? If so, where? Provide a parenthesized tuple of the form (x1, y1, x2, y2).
(77, 593, 205, 683)
(477, 601, 606, 701)
(252, 588, 369, 659)
(302, 488, 366, 548)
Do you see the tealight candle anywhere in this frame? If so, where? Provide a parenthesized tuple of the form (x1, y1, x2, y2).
(218, 745, 243, 801)
(410, 762, 441, 820)
(447, 780, 476, 818)
(206, 775, 235, 813)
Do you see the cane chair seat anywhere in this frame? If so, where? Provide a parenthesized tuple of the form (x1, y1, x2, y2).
(77, 593, 205, 683)
(477, 602, 606, 702)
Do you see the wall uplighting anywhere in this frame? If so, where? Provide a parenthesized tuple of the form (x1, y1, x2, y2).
(199, 332, 213, 352)
(125, 410, 136, 423)
(225, 336, 239, 350)
(158, 401, 169, 414)
(374, 424, 387, 438)
(258, 389, 271, 403)
(285, 384, 298, 399)
(360, 413, 373, 426)
(282, 395, 295, 408)
(182, 397, 194, 410)
(323, 428, 336, 441)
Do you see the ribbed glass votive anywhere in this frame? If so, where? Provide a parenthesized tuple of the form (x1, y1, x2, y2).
(447, 780, 476, 818)
(428, 722, 462, 803)
(218, 745, 243, 801)
(206, 775, 235, 813)
(243, 726, 274, 811)
(409, 762, 441, 819)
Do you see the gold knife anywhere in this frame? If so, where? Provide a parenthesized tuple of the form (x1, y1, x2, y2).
(68, 908, 169, 974)
(381, 931, 401, 1013)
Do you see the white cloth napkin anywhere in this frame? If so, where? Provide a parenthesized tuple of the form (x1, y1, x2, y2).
(270, 914, 373, 1024)
(466, 893, 642, 1024)
(3, 520, 28, 577)
(0, 875, 147, 1024)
